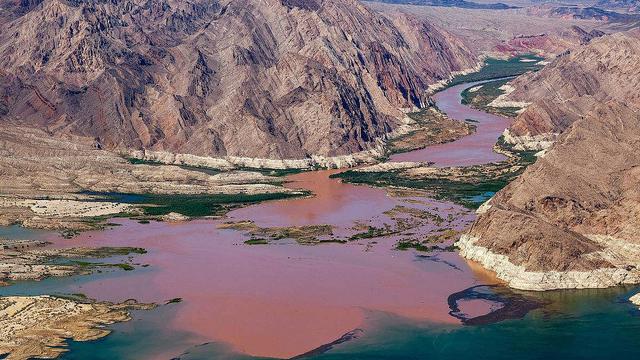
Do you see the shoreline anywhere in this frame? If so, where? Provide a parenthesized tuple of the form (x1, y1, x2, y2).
(2, 54, 599, 360)
(457, 234, 640, 291)
(0, 54, 535, 235)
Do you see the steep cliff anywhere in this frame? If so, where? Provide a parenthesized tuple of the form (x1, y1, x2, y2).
(458, 33, 640, 290)
(0, 0, 475, 159)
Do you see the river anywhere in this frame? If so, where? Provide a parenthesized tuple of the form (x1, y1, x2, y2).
(2, 80, 640, 360)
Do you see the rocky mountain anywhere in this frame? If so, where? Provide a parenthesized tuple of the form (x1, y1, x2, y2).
(595, 0, 640, 12)
(0, 0, 475, 160)
(501, 31, 640, 150)
(368, 0, 517, 10)
(527, 4, 640, 23)
(458, 32, 640, 290)
(495, 25, 605, 56)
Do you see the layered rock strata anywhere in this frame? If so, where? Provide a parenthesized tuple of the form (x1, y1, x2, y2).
(499, 32, 640, 150)
(0, 0, 474, 159)
(459, 101, 640, 290)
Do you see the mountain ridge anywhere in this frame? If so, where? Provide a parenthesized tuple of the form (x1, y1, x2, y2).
(0, 0, 476, 159)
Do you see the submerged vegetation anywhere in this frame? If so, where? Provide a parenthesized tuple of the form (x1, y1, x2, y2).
(348, 225, 395, 241)
(64, 247, 147, 272)
(220, 221, 336, 245)
(244, 238, 269, 245)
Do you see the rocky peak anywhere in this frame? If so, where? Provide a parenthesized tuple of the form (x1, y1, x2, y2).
(281, 0, 321, 11)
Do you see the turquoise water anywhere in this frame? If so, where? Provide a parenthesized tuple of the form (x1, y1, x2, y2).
(5, 247, 638, 360)
(60, 306, 201, 360)
(0, 224, 47, 240)
(149, 286, 640, 360)
(465, 191, 496, 205)
(55, 285, 640, 359)
(307, 287, 640, 360)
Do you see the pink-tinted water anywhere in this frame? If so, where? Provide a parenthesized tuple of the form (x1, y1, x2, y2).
(390, 81, 511, 166)
(49, 218, 494, 358)
(229, 169, 397, 230)
(42, 81, 508, 359)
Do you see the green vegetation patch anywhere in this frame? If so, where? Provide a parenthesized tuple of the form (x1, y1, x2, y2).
(460, 79, 521, 118)
(79, 247, 147, 257)
(447, 54, 544, 87)
(244, 238, 269, 245)
(70, 260, 135, 271)
(332, 138, 538, 209)
(126, 157, 163, 166)
(54, 293, 93, 304)
(90, 192, 307, 218)
(236, 167, 309, 177)
(395, 240, 435, 252)
(115, 263, 135, 271)
(349, 225, 395, 241)
(333, 170, 506, 209)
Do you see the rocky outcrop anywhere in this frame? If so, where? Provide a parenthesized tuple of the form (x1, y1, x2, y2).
(0, 295, 155, 360)
(0, 240, 147, 284)
(496, 25, 605, 57)
(369, 0, 516, 10)
(459, 101, 640, 290)
(0, 126, 293, 196)
(458, 234, 640, 291)
(127, 146, 387, 170)
(596, 0, 640, 11)
(501, 129, 557, 151)
(0, 0, 474, 159)
(500, 32, 640, 150)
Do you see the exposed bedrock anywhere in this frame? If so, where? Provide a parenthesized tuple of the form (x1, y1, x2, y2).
(459, 101, 640, 290)
(0, 0, 475, 159)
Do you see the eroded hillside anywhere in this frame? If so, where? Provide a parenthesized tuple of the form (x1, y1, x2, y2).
(0, 0, 475, 159)
(458, 32, 640, 290)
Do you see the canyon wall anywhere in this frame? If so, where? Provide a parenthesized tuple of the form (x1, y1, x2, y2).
(0, 0, 475, 159)
(459, 32, 640, 290)
(502, 31, 640, 149)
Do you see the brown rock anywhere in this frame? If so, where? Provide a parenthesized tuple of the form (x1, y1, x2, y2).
(462, 101, 640, 289)
(504, 31, 640, 141)
(0, 0, 474, 159)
